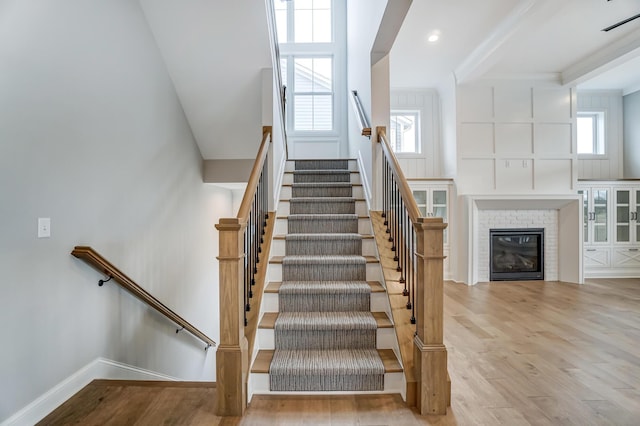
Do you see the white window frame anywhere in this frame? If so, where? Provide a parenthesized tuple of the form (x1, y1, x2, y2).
(276, 0, 346, 141)
(577, 110, 606, 158)
(390, 110, 422, 155)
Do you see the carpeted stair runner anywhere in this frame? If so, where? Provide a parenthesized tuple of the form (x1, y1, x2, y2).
(289, 197, 355, 214)
(278, 281, 371, 312)
(285, 234, 362, 255)
(287, 214, 358, 234)
(292, 170, 351, 183)
(269, 159, 385, 392)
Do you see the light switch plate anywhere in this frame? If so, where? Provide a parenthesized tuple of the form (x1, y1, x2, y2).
(38, 218, 51, 238)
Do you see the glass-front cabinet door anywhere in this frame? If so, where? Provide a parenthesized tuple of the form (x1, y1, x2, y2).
(580, 188, 609, 244)
(411, 186, 449, 244)
(412, 190, 428, 217)
(615, 189, 631, 243)
(614, 189, 640, 244)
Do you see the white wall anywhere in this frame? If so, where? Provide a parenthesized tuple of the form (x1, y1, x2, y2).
(577, 90, 624, 179)
(346, 0, 388, 201)
(439, 76, 458, 179)
(0, 0, 228, 421)
(390, 88, 443, 178)
(453, 81, 580, 284)
(138, 0, 273, 160)
(456, 81, 577, 195)
(624, 90, 640, 178)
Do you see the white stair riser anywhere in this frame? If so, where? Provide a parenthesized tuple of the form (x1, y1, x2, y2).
(274, 218, 373, 235)
(249, 371, 404, 396)
(276, 200, 368, 216)
(257, 327, 395, 351)
(284, 160, 358, 172)
(270, 237, 377, 257)
(268, 262, 381, 282)
(280, 185, 364, 200)
(261, 291, 388, 313)
(282, 173, 361, 185)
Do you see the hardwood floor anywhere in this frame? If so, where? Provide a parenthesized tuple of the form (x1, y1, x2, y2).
(39, 279, 640, 425)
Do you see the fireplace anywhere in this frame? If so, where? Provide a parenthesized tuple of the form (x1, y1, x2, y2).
(489, 228, 544, 281)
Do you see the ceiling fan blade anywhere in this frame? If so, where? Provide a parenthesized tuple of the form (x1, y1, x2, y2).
(602, 12, 640, 32)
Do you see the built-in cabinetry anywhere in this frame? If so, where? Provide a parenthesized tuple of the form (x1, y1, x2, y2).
(409, 179, 453, 279)
(578, 180, 640, 277)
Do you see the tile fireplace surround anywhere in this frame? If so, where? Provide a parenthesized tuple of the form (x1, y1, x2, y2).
(459, 196, 583, 285)
(480, 211, 555, 282)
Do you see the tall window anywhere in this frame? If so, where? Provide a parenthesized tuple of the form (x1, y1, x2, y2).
(275, 0, 344, 136)
(577, 111, 605, 156)
(390, 111, 421, 154)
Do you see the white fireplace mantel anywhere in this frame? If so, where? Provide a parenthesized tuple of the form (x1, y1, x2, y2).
(457, 194, 583, 285)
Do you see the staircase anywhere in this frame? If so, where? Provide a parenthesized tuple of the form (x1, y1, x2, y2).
(249, 159, 404, 395)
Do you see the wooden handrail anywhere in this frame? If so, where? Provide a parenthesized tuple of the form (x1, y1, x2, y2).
(71, 246, 216, 349)
(351, 90, 372, 137)
(237, 127, 271, 221)
(377, 126, 421, 222)
(376, 125, 449, 414)
(216, 126, 272, 416)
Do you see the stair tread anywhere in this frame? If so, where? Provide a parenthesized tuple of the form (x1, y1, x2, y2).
(282, 197, 365, 201)
(270, 255, 378, 264)
(259, 311, 393, 329)
(273, 232, 374, 240)
(265, 281, 384, 293)
(275, 311, 378, 330)
(284, 183, 363, 187)
(276, 213, 369, 219)
(274, 234, 373, 240)
(251, 349, 402, 374)
(285, 169, 360, 174)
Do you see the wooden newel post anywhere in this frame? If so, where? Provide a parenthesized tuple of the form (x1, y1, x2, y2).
(413, 217, 449, 415)
(215, 218, 249, 416)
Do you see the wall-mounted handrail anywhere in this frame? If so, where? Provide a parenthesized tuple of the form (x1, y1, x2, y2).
(265, 0, 289, 159)
(71, 246, 216, 350)
(351, 90, 372, 137)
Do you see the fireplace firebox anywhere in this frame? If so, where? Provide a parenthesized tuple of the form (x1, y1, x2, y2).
(489, 228, 544, 281)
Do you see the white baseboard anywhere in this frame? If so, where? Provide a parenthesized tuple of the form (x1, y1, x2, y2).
(1, 358, 179, 426)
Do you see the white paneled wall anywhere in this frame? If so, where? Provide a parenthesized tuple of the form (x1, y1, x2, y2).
(456, 83, 577, 195)
(577, 90, 624, 179)
(390, 89, 443, 178)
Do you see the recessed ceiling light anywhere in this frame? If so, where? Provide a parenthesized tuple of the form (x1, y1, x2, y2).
(427, 31, 440, 43)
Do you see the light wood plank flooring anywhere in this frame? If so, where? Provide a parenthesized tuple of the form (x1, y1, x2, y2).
(39, 278, 640, 425)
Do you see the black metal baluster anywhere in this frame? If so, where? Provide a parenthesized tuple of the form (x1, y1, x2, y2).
(405, 208, 411, 309)
(387, 173, 396, 238)
(393, 181, 399, 261)
(397, 196, 403, 273)
(382, 160, 387, 223)
(410, 224, 416, 324)
(244, 225, 250, 324)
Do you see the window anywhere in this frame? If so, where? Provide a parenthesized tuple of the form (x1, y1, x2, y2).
(275, 0, 332, 44)
(390, 111, 421, 154)
(276, 0, 344, 136)
(293, 57, 333, 131)
(577, 111, 605, 156)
